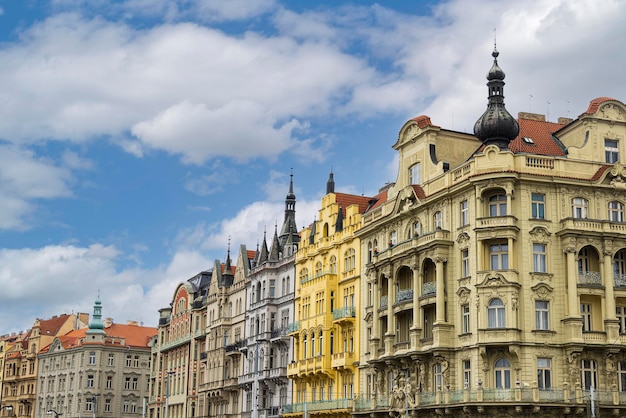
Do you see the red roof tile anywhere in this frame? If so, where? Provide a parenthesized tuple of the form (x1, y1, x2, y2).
(508, 117, 566, 156)
(246, 250, 257, 260)
(590, 165, 612, 181)
(39, 314, 73, 336)
(335, 193, 372, 214)
(410, 115, 439, 129)
(411, 185, 426, 199)
(581, 97, 621, 116)
(367, 190, 388, 212)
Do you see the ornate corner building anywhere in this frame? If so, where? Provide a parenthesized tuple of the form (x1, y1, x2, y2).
(354, 48, 626, 417)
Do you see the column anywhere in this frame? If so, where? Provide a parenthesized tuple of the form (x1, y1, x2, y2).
(566, 248, 578, 317)
(412, 268, 420, 326)
(604, 251, 616, 320)
(435, 258, 446, 323)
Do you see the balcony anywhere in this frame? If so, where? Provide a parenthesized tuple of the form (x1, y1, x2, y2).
(380, 295, 388, 309)
(269, 366, 287, 379)
(332, 306, 356, 322)
(422, 281, 436, 296)
(583, 331, 606, 344)
(578, 271, 602, 286)
(475, 215, 518, 230)
(288, 321, 300, 334)
(301, 272, 337, 286)
(283, 398, 352, 413)
(159, 334, 192, 351)
(395, 289, 413, 304)
(225, 339, 246, 355)
(271, 327, 289, 340)
(616, 275, 626, 288)
(331, 351, 354, 369)
(477, 328, 521, 345)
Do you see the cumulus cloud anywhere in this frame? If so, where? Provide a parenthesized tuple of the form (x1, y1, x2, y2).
(0, 145, 73, 230)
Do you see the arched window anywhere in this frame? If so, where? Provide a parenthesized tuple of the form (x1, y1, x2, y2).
(489, 193, 507, 216)
(344, 249, 356, 271)
(315, 262, 323, 277)
(319, 331, 323, 356)
(299, 268, 309, 284)
(409, 163, 421, 185)
(329, 256, 337, 274)
(323, 223, 329, 237)
(389, 231, 397, 246)
(487, 298, 505, 328)
(494, 358, 511, 389)
(329, 331, 334, 355)
(311, 333, 315, 357)
(303, 335, 307, 359)
(609, 201, 624, 222)
(367, 242, 373, 263)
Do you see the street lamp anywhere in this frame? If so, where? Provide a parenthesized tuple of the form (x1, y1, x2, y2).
(46, 410, 62, 418)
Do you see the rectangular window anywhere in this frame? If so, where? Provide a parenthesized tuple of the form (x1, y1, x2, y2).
(461, 304, 470, 334)
(606, 139, 619, 163)
(433, 364, 443, 391)
(87, 375, 94, 388)
(89, 352, 96, 365)
(463, 360, 471, 389)
(108, 354, 114, 366)
(609, 201, 624, 222)
(460, 200, 469, 226)
(434, 212, 442, 229)
(409, 163, 421, 185)
(581, 303, 592, 332)
(581, 359, 597, 390)
(533, 243, 547, 273)
(126, 355, 132, 367)
(269, 280, 275, 298)
(85, 399, 93, 411)
(535, 300, 549, 330)
(106, 376, 113, 389)
(124, 377, 131, 390)
(572, 198, 588, 219)
(617, 306, 626, 334)
(489, 243, 509, 270)
(619, 362, 626, 392)
(461, 249, 469, 277)
(104, 399, 111, 413)
(537, 358, 552, 389)
(531, 193, 545, 219)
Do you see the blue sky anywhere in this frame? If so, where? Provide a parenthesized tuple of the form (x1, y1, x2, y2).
(0, 0, 624, 334)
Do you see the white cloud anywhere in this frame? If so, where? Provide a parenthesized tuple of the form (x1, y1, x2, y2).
(0, 145, 73, 230)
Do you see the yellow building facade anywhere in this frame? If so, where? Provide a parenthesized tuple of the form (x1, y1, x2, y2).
(354, 49, 626, 417)
(286, 175, 370, 418)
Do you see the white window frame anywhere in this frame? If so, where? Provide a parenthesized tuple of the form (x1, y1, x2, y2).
(533, 243, 547, 273)
(460, 200, 469, 226)
(537, 358, 551, 389)
(531, 193, 545, 219)
(535, 300, 549, 330)
(487, 298, 506, 328)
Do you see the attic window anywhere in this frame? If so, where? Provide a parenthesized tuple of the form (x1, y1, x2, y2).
(522, 137, 534, 144)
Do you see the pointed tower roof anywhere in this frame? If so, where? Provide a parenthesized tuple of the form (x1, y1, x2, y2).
(326, 170, 335, 194)
(256, 229, 269, 265)
(278, 169, 300, 254)
(86, 294, 106, 335)
(221, 239, 234, 286)
(269, 224, 281, 261)
(473, 46, 519, 149)
(335, 206, 344, 232)
(309, 217, 316, 245)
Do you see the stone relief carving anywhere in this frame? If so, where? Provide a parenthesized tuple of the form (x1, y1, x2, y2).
(529, 226, 551, 243)
(600, 103, 624, 121)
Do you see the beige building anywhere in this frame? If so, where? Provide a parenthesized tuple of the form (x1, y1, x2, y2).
(149, 270, 211, 418)
(355, 48, 626, 417)
(200, 246, 253, 418)
(36, 299, 156, 418)
(2, 313, 87, 418)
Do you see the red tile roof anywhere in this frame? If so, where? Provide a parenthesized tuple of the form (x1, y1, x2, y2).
(410, 115, 439, 129)
(509, 117, 566, 156)
(411, 185, 426, 199)
(581, 97, 620, 116)
(39, 323, 157, 353)
(246, 250, 257, 260)
(39, 314, 73, 336)
(367, 190, 388, 212)
(335, 193, 372, 214)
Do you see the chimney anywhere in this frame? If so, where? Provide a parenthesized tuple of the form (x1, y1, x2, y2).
(518, 112, 546, 122)
(104, 318, 114, 328)
(127, 320, 138, 326)
(558, 117, 573, 125)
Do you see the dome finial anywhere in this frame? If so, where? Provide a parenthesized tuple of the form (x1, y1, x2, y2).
(473, 44, 519, 149)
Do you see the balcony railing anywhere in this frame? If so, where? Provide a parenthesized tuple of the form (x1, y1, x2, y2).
(616, 274, 626, 287)
(422, 281, 436, 296)
(288, 321, 300, 333)
(283, 398, 352, 413)
(271, 327, 289, 339)
(332, 306, 356, 320)
(380, 295, 388, 308)
(396, 289, 413, 303)
(578, 271, 602, 285)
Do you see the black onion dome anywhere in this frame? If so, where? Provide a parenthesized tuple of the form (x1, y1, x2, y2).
(474, 47, 519, 149)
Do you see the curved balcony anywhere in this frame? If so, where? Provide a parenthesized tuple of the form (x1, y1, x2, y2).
(395, 289, 413, 303)
(578, 271, 602, 286)
(332, 306, 356, 323)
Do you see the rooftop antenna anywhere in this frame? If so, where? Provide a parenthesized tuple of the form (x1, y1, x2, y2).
(566, 100, 571, 117)
(529, 94, 533, 112)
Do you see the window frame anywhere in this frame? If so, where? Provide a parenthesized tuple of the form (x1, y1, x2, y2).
(609, 201, 625, 222)
(487, 298, 506, 329)
(533, 243, 547, 273)
(531, 193, 545, 219)
(535, 300, 550, 331)
(460, 200, 469, 226)
(494, 358, 511, 389)
(537, 358, 552, 389)
(572, 197, 588, 219)
(489, 242, 509, 270)
(488, 193, 507, 217)
(605, 139, 619, 163)
(409, 163, 421, 185)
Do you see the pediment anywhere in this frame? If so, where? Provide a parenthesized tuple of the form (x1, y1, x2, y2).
(392, 185, 422, 215)
(476, 272, 520, 288)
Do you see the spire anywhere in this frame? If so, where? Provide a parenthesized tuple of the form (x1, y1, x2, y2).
(87, 292, 106, 335)
(326, 170, 335, 194)
(309, 217, 317, 245)
(221, 238, 234, 287)
(335, 206, 344, 232)
(269, 223, 281, 261)
(257, 228, 269, 264)
(279, 169, 300, 254)
(473, 44, 519, 149)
